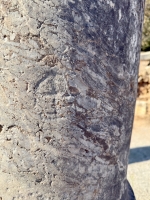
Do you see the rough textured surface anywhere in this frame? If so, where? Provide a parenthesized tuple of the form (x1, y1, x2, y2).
(0, 0, 145, 199)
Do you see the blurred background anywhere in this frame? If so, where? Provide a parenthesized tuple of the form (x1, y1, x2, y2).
(127, 0, 150, 199)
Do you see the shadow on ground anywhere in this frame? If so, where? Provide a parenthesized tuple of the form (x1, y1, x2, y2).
(129, 146, 150, 164)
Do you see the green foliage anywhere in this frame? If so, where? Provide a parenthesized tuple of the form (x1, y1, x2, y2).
(142, 0, 150, 51)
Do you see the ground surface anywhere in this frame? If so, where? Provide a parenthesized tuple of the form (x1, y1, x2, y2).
(127, 117, 150, 200)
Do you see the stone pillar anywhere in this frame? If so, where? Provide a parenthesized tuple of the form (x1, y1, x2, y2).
(0, 1, 145, 199)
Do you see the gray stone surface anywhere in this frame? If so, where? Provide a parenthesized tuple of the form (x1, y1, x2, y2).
(0, 0, 145, 199)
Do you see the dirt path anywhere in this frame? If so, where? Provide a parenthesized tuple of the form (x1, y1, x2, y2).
(127, 117, 150, 200)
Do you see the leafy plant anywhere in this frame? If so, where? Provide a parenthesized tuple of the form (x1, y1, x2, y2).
(142, 0, 150, 51)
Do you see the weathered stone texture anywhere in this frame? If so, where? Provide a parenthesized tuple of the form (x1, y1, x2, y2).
(0, 0, 145, 199)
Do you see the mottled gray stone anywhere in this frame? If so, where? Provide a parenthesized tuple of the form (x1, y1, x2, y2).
(0, 0, 145, 199)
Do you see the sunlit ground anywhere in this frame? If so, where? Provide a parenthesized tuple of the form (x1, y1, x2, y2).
(127, 58, 150, 200)
(127, 115, 150, 200)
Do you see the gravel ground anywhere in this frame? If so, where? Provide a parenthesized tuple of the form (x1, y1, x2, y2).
(127, 117, 150, 200)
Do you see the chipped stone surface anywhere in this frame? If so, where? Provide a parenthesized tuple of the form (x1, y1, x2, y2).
(0, 0, 145, 199)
